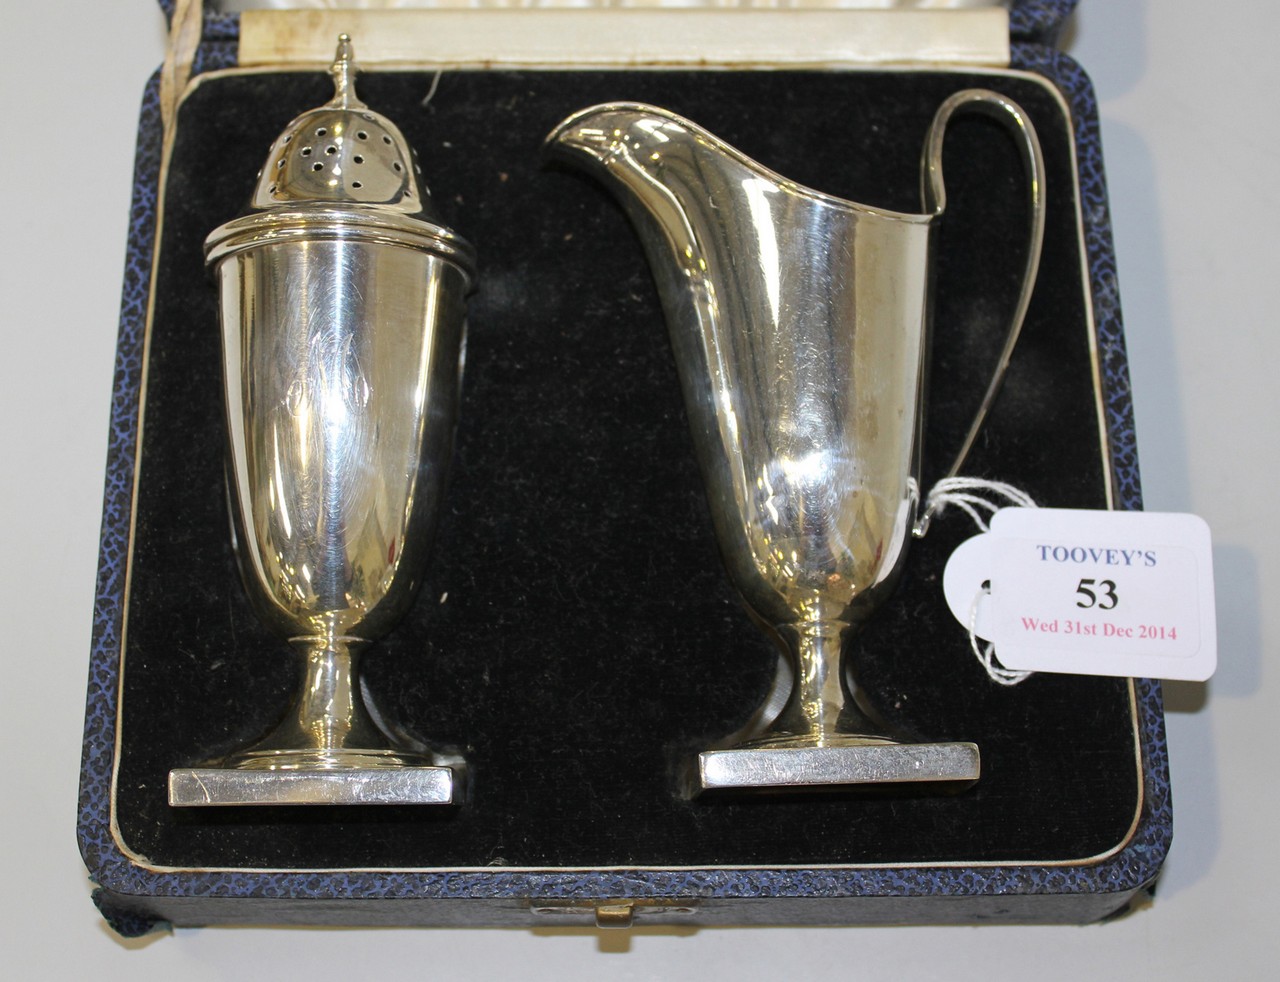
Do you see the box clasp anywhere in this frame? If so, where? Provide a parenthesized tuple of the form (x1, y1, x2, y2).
(530, 899, 699, 929)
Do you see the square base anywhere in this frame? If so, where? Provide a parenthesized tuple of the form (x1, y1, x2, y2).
(167, 767, 455, 806)
(698, 743, 981, 791)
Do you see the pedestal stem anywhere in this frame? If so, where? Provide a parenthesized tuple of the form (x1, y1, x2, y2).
(288, 637, 385, 753)
(770, 621, 891, 744)
(171, 636, 457, 802)
(221, 636, 411, 767)
(696, 620, 980, 790)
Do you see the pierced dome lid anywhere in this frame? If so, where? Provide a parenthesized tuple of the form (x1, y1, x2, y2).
(250, 35, 431, 215)
(206, 34, 475, 285)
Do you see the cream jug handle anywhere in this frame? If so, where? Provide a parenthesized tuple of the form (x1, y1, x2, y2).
(916, 89, 1047, 534)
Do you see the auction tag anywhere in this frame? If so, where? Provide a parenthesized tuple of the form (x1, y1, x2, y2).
(942, 508, 1216, 681)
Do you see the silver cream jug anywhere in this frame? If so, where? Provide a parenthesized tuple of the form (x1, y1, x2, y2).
(546, 93, 1044, 791)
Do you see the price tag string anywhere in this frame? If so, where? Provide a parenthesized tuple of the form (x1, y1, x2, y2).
(922, 476, 1038, 531)
(967, 588, 1033, 686)
(923, 476, 1037, 686)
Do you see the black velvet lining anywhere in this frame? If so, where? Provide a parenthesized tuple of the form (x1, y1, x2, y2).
(114, 68, 1138, 871)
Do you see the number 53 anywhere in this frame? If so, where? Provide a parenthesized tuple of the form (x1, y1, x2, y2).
(1076, 578, 1118, 610)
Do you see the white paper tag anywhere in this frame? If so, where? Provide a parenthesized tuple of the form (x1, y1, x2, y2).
(942, 508, 1217, 681)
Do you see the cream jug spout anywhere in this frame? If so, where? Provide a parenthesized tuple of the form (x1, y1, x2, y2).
(544, 103, 927, 276)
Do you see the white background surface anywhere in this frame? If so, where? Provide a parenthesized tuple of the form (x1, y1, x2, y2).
(4, 1, 1276, 977)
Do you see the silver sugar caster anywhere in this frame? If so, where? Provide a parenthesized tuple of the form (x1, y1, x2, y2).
(169, 37, 475, 806)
